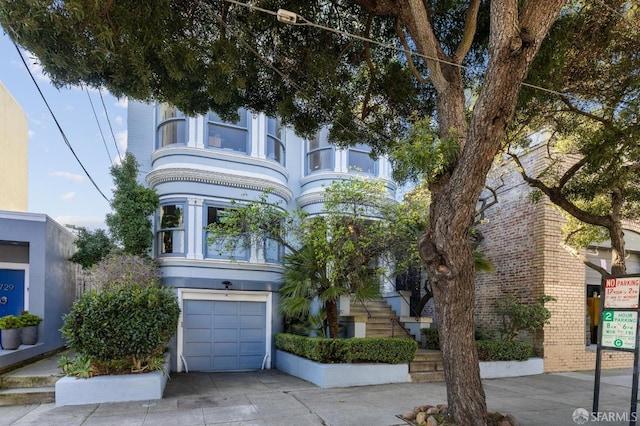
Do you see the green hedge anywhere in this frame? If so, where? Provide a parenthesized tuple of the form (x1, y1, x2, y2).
(61, 283, 180, 363)
(421, 328, 440, 350)
(476, 340, 533, 361)
(419, 329, 533, 361)
(275, 333, 417, 364)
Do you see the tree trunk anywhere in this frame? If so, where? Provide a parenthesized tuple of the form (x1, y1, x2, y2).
(415, 3, 566, 424)
(609, 189, 627, 275)
(325, 298, 340, 338)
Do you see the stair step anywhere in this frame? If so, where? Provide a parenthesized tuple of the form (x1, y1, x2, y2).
(412, 350, 444, 362)
(1, 375, 61, 389)
(0, 387, 55, 406)
(409, 361, 444, 372)
(409, 371, 446, 383)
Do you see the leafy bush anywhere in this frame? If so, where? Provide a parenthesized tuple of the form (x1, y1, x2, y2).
(83, 253, 161, 292)
(0, 315, 22, 329)
(275, 333, 417, 364)
(421, 328, 440, 349)
(61, 283, 180, 372)
(495, 294, 556, 341)
(19, 311, 42, 326)
(476, 340, 533, 361)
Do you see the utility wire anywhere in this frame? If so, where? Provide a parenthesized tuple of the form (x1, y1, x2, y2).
(13, 42, 110, 203)
(224, 0, 580, 100)
(594, 0, 640, 32)
(99, 88, 123, 160)
(85, 87, 113, 165)
(213, 12, 396, 146)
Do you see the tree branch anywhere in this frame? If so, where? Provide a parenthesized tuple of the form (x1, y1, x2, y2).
(561, 238, 610, 277)
(453, 0, 480, 64)
(396, 19, 426, 83)
(398, 0, 449, 91)
(508, 152, 614, 229)
(559, 95, 612, 126)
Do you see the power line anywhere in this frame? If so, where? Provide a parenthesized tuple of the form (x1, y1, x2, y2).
(594, 0, 640, 32)
(213, 12, 396, 146)
(85, 87, 113, 165)
(12, 42, 110, 203)
(99, 88, 123, 160)
(224, 0, 573, 100)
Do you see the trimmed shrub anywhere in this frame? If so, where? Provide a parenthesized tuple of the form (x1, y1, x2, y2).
(275, 333, 417, 364)
(61, 283, 180, 371)
(476, 340, 533, 361)
(421, 328, 440, 350)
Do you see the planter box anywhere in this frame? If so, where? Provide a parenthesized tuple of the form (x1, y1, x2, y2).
(55, 354, 170, 406)
(275, 349, 408, 388)
(479, 357, 543, 379)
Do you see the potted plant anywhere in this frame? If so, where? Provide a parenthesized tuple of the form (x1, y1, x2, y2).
(19, 311, 42, 345)
(0, 315, 23, 350)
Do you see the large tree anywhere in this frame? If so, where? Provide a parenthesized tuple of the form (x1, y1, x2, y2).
(507, 1, 640, 276)
(0, 2, 566, 423)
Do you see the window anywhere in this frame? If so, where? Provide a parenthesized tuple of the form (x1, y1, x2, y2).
(205, 206, 249, 260)
(207, 110, 249, 153)
(307, 132, 334, 173)
(266, 117, 285, 165)
(158, 203, 185, 255)
(263, 237, 283, 263)
(157, 104, 187, 147)
(348, 144, 377, 175)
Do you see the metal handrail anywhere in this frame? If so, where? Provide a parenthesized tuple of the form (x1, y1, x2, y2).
(390, 316, 413, 339)
(358, 298, 372, 319)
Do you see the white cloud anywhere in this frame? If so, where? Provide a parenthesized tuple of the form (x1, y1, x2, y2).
(49, 171, 85, 183)
(54, 215, 107, 231)
(116, 130, 128, 152)
(60, 192, 76, 200)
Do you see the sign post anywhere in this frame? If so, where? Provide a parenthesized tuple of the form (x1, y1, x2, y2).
(592, 275, 640, 426)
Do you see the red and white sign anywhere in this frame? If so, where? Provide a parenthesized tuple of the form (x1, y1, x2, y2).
(604, 277, 640, 309)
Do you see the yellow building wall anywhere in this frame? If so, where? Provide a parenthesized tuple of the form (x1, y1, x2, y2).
(0, 81, 28, 211)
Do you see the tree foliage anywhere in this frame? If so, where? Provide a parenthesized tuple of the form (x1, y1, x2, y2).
(105, 153, 159, 256)
(508, 1, 640, 275)
(69, 228, 114, 269)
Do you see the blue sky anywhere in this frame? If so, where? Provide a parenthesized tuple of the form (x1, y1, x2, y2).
(1, 31, 127, 230)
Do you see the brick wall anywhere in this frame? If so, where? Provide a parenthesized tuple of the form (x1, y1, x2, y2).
(475, 145, 634, 371)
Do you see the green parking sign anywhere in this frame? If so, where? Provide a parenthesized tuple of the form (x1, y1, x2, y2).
(601, 310, 637, 350)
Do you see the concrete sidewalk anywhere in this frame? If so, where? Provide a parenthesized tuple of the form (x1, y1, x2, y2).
(0, 366, 635, 425)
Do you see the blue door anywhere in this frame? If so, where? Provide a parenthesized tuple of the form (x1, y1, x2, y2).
(0, 269, 25, 317)
(183, 300, 266, 371)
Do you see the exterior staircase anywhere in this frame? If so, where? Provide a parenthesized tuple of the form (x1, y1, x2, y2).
(0, 356, 63, 406)
(349, 298, 445, 383)
(349, 299, 414, 338)
(409, 349, 445, 383)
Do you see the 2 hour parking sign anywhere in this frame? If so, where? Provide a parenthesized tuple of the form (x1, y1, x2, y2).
(601, 310, 637, 350)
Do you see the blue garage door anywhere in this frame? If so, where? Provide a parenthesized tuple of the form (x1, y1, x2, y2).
(183, 300, 266, 371)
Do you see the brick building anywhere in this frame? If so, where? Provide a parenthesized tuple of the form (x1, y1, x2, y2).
(475, 140, 636, 372)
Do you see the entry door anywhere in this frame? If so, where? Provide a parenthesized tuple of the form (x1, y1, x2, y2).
(183, 299, 266, 371)
(0, 269, 25, 317)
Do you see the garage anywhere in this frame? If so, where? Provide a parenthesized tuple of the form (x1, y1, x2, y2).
(179, 291, 271, 372)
